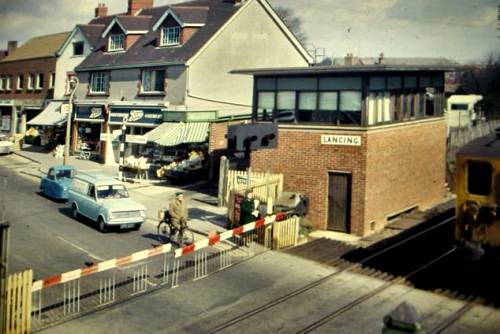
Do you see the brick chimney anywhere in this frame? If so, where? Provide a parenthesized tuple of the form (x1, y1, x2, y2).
(95, 3, 109, 18)
(127, 0, 154, 16)
(344, 53, 353, 66)
(7, 41, 17, 55)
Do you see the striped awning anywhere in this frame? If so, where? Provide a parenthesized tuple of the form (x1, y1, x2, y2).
(145, 122, 209, 146)
(27, 102, 65, 126)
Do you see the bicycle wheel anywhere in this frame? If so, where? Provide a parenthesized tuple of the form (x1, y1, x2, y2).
(156, 220, 173, 244)
(178, 227, 195, 246)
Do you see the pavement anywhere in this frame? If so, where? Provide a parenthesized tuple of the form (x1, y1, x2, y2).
(13, 146, 229, 236)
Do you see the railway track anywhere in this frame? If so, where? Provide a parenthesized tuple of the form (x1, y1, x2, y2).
(206, 216, 457, 333)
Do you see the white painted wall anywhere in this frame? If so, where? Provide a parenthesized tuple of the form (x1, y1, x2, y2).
(186, 0, 311, 117)
(54, 29, 92, 99)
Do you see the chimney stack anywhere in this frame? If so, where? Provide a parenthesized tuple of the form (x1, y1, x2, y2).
(95, 3, 108, 17)
(7, 41, 17, 55)
(345, 53, 353, 66)
(127, 0, 154, 16)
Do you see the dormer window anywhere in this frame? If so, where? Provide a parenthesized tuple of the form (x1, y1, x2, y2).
(161, 27, 180, 46)
(109, 34, 125, 52)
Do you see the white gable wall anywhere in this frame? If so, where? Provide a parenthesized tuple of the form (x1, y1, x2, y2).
(186, 0, 311, 117)
(54, 29, 92, 99)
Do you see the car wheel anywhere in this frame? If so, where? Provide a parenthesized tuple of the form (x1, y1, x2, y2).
(72, 204, 79, 219)
(40, 187, 45, 196)
(98, 216, 108, 233)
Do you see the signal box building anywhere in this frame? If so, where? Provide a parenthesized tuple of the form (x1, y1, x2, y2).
(224, 64, 455, 236)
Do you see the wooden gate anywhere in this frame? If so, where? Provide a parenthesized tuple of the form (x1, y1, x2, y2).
(327, 172, 351, 233)
(272, 216, 300, 250)
(4, 269, 32, 334)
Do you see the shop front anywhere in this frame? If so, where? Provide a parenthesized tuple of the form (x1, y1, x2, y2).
(107, 105, 165, 164)
(0, 100, 13, 135)
(26, 101, 67, 148)
(73, 104, 106, 160)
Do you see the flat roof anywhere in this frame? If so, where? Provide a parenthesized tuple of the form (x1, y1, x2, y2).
(231, 64, 461, 76)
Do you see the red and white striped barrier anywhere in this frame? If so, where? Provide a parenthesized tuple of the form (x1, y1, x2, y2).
(31, 244, 172, 292)
(174, 212, 286, 258)
(31, 212, 286, 292)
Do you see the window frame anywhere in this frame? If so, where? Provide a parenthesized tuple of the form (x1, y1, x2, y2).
(73, 41, 84, 56)
(89, 72, 109, 95)
(0, 76, 4, 91)
(16, 74, 24, 91)
(49, 73, 55, 89)
(140, 69, 166, 94)
(35, 73, 44, 90)
(27, 74, 34, 90)
(4, 75, 12, 91)
(108, 34, 125, 52)
(161, 26, 181, 46)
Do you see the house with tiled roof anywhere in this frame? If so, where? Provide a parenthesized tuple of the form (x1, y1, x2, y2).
(72, 0, 313, 164)
(0, 23, 103, 140)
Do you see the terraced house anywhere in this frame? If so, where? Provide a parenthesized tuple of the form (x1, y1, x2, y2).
(73, 0, 312, 163)
(0, 24, 103, 145)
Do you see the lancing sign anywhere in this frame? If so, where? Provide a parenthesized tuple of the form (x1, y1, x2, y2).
(321, 135, 361, 146)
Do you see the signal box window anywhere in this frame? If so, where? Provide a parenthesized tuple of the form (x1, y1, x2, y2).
(467, 161, 492, 196)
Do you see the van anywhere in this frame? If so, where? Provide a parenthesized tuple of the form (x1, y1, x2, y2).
(68, 173, 146, 232)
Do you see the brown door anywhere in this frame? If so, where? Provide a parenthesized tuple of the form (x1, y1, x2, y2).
(327, 172, 351, 232)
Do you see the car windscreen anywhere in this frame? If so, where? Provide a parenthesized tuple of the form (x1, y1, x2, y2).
(56, 169, 76, 179)
(96, 185, 129, 199)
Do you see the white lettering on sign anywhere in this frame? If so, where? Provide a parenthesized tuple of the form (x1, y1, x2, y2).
(100, 133, 109, 141)
(128, 110, 144, 122)
(89, 107, 102, 119)
(321, 135, 362, 146)
(144, 114, 162, 119)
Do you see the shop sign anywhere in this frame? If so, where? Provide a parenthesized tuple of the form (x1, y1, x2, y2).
(60, 104, 70, 114)
(100, 133, 109, 141)
(75, 105, 105, 122)
(125, 135, 148, 144)
(0, 100, 13, 106)
(1, 116, 11, 131)
(109, 107, 163, 125)
(321, 134, 361, 146)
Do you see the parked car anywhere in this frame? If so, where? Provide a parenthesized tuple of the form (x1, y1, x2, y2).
(67, 173, 146, 232)
(0, 133, 13, 155)
(40, 165, 77, 200)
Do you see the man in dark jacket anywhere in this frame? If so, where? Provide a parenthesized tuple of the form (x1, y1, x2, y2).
(239, 189, 259, 226)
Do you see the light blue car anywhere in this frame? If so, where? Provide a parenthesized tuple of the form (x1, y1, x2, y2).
(40, 165, 77, 200)
(67, 173, 146, 232)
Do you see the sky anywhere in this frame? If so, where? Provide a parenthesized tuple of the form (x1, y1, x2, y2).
(0, 0, 498, 63)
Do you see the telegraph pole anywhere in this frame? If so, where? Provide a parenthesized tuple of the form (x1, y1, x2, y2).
(0, 175, 9, 332)
(63, 77, 79, 166)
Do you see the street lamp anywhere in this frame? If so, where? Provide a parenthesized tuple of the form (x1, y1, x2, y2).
(63, 77, 79, 166)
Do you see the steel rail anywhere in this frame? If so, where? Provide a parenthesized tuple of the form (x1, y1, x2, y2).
(427, 297, 481, 334)
(205, 215, 456, 334)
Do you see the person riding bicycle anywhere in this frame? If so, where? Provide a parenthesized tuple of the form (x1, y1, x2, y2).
(169, 192, 188, 232)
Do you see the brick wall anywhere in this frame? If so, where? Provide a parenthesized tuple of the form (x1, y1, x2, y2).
(249, 119, 447, 236)
(208, 120, 243, 179)
(250, 128, 368, 235)
(0, 57, 57, 100)
(363, 119, 447, 233)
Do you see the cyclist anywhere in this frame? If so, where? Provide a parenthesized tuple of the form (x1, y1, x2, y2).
(169, 192, 188, 237)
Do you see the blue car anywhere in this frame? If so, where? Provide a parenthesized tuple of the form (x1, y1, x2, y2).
(40, 165, 77, 200)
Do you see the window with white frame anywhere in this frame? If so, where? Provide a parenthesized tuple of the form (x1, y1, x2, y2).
(35, 73, 44, 90)
(89, 72, 108, 94)
(108, 34, 125, 52)
(17, 75, 24, 90)
(49, 73, 55, 89)
(5, 76, 12, 91)
(0, 76, 4, 91)
(73, 41, 84, 56)
(141, 69, 165, 93)
(161, 26, 180, 46)
(27, 74, 34, 90)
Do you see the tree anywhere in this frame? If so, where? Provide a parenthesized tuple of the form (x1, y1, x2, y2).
(274, 6, 308, 45)
(458, 54, 500, 118)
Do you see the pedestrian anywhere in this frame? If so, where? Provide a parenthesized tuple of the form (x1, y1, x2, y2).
(239, 189, 259, 226)
(169, 192, 188, 232)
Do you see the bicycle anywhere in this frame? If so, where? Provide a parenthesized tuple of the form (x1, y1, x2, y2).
(77, 142, 92, 160)
(156, 209, 194, 246)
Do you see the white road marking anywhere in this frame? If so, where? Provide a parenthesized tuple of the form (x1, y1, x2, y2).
(57, 236, 105, 262)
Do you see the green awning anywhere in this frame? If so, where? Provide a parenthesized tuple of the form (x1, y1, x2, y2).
(146, 122, 209, 147)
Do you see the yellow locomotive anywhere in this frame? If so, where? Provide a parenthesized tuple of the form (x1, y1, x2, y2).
(455, 128, 500, 255)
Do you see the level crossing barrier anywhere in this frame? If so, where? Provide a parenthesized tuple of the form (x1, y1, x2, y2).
(29, 213, 287, 332)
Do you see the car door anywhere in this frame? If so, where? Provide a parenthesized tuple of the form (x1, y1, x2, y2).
(45, 168, 56, 197)
(86, 185, 101, 221)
